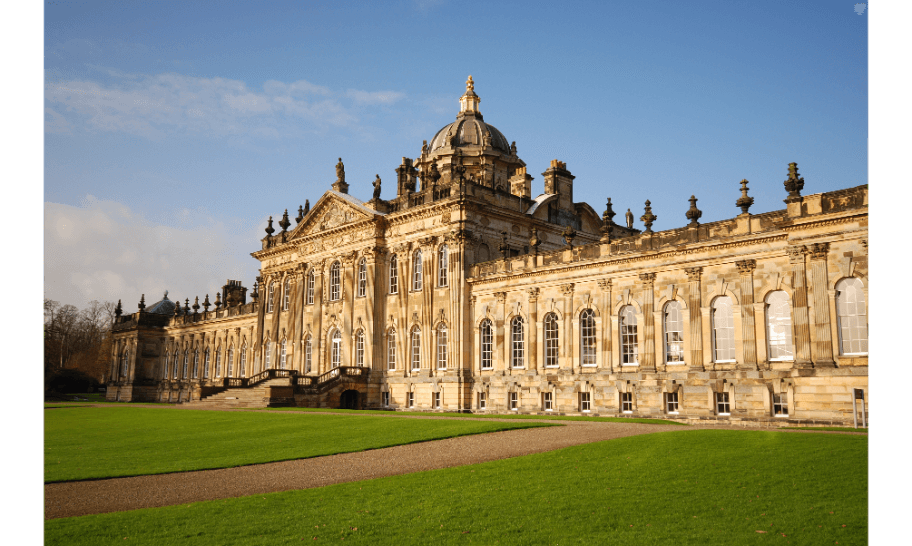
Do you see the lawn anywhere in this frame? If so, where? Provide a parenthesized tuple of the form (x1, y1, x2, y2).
(44, 407, 555, 482)
(45, 430, 867, 545)
(260, 406, 686, 425)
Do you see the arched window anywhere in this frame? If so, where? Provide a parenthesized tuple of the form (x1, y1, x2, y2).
(580, 309, 597, 367)
(438, 245, 448, 287)
(511, 316, 525, 368)
(412, 250, 423, 291)
(387, 329, 397, 370)
(280, 339, 287, 370)
(163, 352, 170, 379)
(480, 319, 493, 370)
(544, 313, 559, 368)
(355, 330, 365, 366)
(389, 255, 399, 294)
(712, 296, 735, 362)
(331, 330, 342, 368)
(203, 348, 211, 378)
(329, 261, 341, 301)
(227, 346, 235, 377)
(304, 336, 313, 373)
(192, 349, 200, 379)
(766, 291, 794, 360)
(836, 278, 868, 355)
(437, 324, 448, 369)
(357, 259, 367, 297)
(267, 282, 275, 313)
(215, 348, 222, 377)
(265, 341, 272, 369)
(410, 326, 421, 370)
(664, 301, 684, 364)
(182, 350, 189, 379)
(239, 344, 247, 377)
(619, 306, 638, 365)
(283, 278, 290, 310)
(306, 270, 315, 305)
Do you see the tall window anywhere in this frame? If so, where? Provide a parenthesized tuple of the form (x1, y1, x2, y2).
(280, 339, 287, 370)
(712, 296, 735, 362)
(306, 270, 315, 305)
(620, 306, 638, 365)
(283, 278, 290, 310)
(239, 344, 247, 377)
(192, 350, 200, 379)
(227, 346, 234, 377)
(355, 330, 365, 366)
(215, 349, 222, 378)
(437, 324, 448, 370)
(438, 245, 448, 287)
(511, 316, 525, 368)
(304, 336, 312, 373)
(664, 301, 684, 364)
(411, 326, 421, 371)
(544, 313, 559, 368)
(580, 309, 597, 367)
(120, 350, 129, 376)
(389, 255, 399, 294)
(267, 282, 275, 313)
(716, 392, 731, 415)
(480, 320, 493, 370)
(329, 261, 341, 301)
(766, 291, 794, 360)
(163, 352, 170, 379)
(388, 329, 397, 370)
(412, 250, 423, 291)
(204, 348, 211, 378)
(182, 350, 189, 379)
(836, 278, 868, 355)
(331, 330, 342, 368)
(357, 259, 367, 297)
(265, 341, 272, 369)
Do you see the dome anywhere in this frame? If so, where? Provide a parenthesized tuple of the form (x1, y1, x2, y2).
(428, 117, 511, 153)
(145, 292, 177, 315)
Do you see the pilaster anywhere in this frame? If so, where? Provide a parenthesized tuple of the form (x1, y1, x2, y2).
(808, 242, 836, 367)
(788, 246, 813, 368)
(638, 272, 657, 373)
(685, 267, 704, 372)
(736, 259, 758, 370)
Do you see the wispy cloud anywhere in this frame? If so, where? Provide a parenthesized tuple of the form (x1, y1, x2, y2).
(44, 197, 259, 311)
(45, 71, 405, 141)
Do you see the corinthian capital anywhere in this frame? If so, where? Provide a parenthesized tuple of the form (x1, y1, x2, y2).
(736, 259, 757, 274)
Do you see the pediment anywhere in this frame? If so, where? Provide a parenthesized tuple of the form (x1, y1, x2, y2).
(289, 191, 381, 240)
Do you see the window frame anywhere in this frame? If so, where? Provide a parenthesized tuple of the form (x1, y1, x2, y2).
(304, 336, 312, 373)
(478, 391, 487, 410)
(357, 258, 367, 297)
(438, 245, 448, 287)
(355, 330, 365, 367)
(509, 391, 518, 411)
(227, 347, 234, 377)
(280, 339, 287, 370)
(434, 391, 441, 409)
(382, 391, 390, 407)
(331, 330, 342, 368)
(772, 393, 788, 417)
(663, 300, 685, 364)
(389, 255, 399, 294)
(480, 319, 493, 370)
(408, 391, 415, 408)
(543, 392, 553, 412)
(510, 316, 525, 369)
(665, 392, 679, 414)
(267, 282, 275, 313)
(436, 324, 448, 370)
(306, 270, 315, 305)
(766, 291, 795, 361)
(283, 278, 290, 311)
(711, 296, 736, 363)
(716, 392, 731, 415)
(544, 313, 559, 368)
(204, 348, 211, 379)
(579, 309, 597, 367)
(410, 326, 421, 371)
(215, 348, 222, 378)
(619, 306, 638, 366)
(265, 341, 272, 369)
(580, 392, 591, 413)
(239, 345, 247, 377)
(412, 250, 423, 291)
(836, 277, 868, 356)
(329, 261, 341, 301)
(621, 392, 633, 413)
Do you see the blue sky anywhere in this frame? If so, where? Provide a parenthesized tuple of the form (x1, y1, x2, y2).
(43, 0, 868, 310)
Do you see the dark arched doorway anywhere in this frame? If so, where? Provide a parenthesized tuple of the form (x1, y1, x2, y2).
(340, 389, 360, 410)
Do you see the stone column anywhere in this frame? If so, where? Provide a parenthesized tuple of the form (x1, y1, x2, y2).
(736, 259, 759, 370)
(638, 273, 657, 372)
(561, 284, 575, 372)
(598, 279, 612, 372)
(808, 242, 835, 367)
(685, 267, 704, 372)
(788, 246, 813, 368)
(528, 287, 540, 372)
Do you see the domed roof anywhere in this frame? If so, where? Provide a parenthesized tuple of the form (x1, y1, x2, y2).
(145, 292, 177, 315)
(428, 117, 510, 153)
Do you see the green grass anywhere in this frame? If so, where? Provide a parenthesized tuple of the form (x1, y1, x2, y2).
(45, 430, 867, 545)
(259, 406, 686, 425)
(44, 407, 555, 482)
(779, 426, 868, 433)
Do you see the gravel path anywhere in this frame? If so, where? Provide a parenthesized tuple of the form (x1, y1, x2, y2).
(44, 406, 865, 520)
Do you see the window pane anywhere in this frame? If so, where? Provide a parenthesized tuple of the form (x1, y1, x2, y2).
(664, 301, 684, 363)
(544, 313, 559, 368)
(712, 297, 735, 361)
(580, 309, 597, 366)
(620, 306, 638, 364)
(836, 278, 867, 355)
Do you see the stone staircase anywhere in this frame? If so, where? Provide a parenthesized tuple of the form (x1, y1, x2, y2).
(185, 377, 293, 409)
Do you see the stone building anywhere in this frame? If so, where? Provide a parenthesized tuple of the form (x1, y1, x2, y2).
(109, 77, 868, 426)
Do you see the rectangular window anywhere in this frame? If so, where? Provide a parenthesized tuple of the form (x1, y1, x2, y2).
(478, 392, 486, 410)
(357, 262, 367, 297)
(580, 392, 591, 412)
(388, 335, 396, 371)
(382, 391, 390, 407)
(389, 257, 399, 294)
(356, 333, 364, 367)
(716, 392, 731, 415)
(215, 351, 222, 378)
(772, 393, 788, 417)
(621, 392, 633, 413)
(408, 391, 415, 408)
(437, 327, 448, 369)
(666, 392, 679, 414)
(543, 392, 553, 411)
(434, 391, 441, 409)
(509, 392, 518, 411)
(481, 321, 493, 369)
(306, 273, 315, 305)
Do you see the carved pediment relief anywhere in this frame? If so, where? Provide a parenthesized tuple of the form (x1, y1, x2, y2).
(289, 193, 378, 241)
